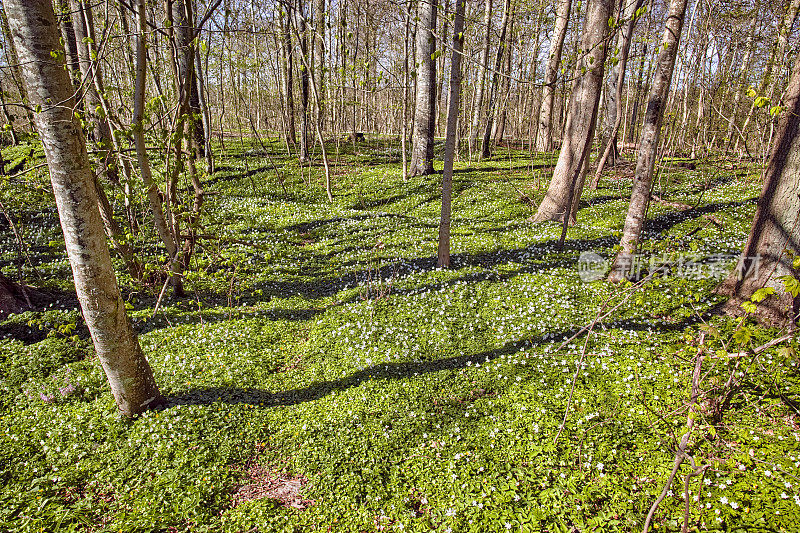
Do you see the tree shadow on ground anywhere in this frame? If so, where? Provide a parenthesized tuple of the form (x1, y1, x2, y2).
(161, 306, 716, 410)
(643, 198, 757, 235)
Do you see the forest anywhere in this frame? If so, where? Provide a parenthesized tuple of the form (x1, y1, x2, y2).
(0, 0, 799, 530)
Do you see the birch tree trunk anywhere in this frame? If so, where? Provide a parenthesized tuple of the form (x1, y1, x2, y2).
(607, 0, 690, 282)
(535, 0, 572, 153)
(409, 0, 437, 177)
(717, 51, 800, 326)
(532, 0, 614, 224)
(438, 0, 465, 268)
(5, 0, 162, 416)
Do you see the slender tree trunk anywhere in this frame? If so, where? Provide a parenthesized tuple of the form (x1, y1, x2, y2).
(718, 50, 800, 326)
(55, 0, 81, 90)
(725, 13, 758, 153)
(536, 0, 572, 152)
(0, 6, 34, 132)
(402, 2, 411, 180)
(69, 0, 118, 185)
(297, 0, 311, 162)
(283, 5, 297, 147)
(493, 11, 514, 144)
(469, 0, 492, 157)
(409, 0, 437, 176)
(607, 0, 690, 282)
(5, 0, 162, 416)
(438, 0, 465, 268)
(134, 0, 179, 282)
(739, 0, 800, 152)
(194, 47, 214, 172)
(69, 0, 142, 279)
(292, 3, 333, 201)
(533, 0, 614, 224)
(315, 0, 326, 133)
(480, 0, 511, 159)
(0, 78, 18, 145)
(594, 0, 644, 181)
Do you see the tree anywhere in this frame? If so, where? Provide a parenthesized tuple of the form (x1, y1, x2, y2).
(717, 50, 800, 326)
(133, 0, 180, 288)
(0, 269, 29, 316)
(593, 0, 645, 182)
(607, 0, 690, 282)
(535, 0, 572, 153)
(480, 0, 511, 160)
(468, 0, 492, 158)
(532, 0, 614, 224)
(5, 0, 162, 416)
(438, 0, 466, 268)
(409, 0, 437, 177)
(297, 0, 311, 162)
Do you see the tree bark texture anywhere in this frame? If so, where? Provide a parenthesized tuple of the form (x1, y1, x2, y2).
(5, 0, 162, 416)
(718, 50, 800, 326)
(533, 0, 614, 224)
(438, 0, 465, 268)
(409, 0, 437, 177)
(536, 0, 572, 152)
(608, 0, 690, 282)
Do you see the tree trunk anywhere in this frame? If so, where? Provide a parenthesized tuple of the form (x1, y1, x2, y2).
(69, 0, 142, 279)
(134, 0, 180, 283)
(297, 0, 311, 162)
(409, 0, 437, 177)
(532, 0, 614, 224)
(725, 13, 758, 153)
(595, 0, 643, 179)
(0, 5, 35, 132)
(468, 0, 492, 157)
(69, 0, 118, 185)
(283, 5, 297, 147)
(480, 0, 511, 159)
(738, 0, 800, 156)
(717, 51, 800, 326)
(402, 2, 411, 180)
(55, 0, 81, 91)
(315, 0, 326, 133)
(0, 269, 28, 316)
(438, 0, 465, 268)
(607, 0, 690, 282)
(536, 0, 572, 152)
(5, 0, 162, 416)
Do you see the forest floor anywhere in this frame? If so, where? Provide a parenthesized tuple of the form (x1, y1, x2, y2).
(1, 137, 799, 532)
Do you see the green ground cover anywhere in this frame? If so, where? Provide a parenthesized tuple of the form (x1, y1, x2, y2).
(1, 138, 798, 532)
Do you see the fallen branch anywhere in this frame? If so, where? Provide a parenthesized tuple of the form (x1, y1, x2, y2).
(642, 339, 705, 533)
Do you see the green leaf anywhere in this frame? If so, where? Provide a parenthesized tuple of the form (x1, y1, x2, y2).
(779, 275, 800, 297)
(751, 287, 775, 302)
(740, 301, 757, 314)
(732, 326, 752, 344)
